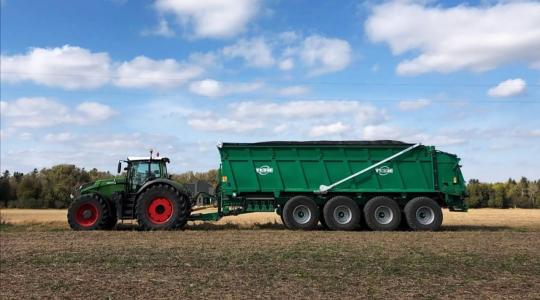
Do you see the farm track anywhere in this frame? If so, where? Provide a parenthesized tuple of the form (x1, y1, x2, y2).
(1, 209, 540, 299)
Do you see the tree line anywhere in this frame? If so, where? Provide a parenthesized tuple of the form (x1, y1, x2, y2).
(0, 164, 538, 209)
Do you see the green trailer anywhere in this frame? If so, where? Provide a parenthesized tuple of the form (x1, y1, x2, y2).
(67, 141, 466, 231)
(192, 140, 467, 231)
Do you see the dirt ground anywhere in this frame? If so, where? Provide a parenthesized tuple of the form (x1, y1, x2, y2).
(1, 209, 539, 299)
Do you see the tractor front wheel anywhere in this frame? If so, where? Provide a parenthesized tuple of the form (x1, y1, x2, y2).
(68, 194, 114, 230)
(136, 184, 191, 230)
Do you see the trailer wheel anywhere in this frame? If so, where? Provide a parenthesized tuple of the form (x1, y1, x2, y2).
(282, 196, 319, 230)
(323, 196, 360, 231)
(136, 184, 191, 230)
(404, 197, 443, 231)
(68, 194, 113, 230)
(363, 196, 401, 231)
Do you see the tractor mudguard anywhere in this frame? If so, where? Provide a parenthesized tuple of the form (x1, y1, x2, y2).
(137, 178, 191, 198)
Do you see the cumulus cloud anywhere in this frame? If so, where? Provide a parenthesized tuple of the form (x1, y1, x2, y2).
(188, 79, 263, 97)
(0, 45, 111, 89)
(362, 125, 466, 146)
(154, 0, 260, 39)
(43, 132, 77, 143)
(141, 17, 175, 37)
(222, 38, 275, 67)
(487, 78, 527, 98)
(365, 1, 540, 75)
(278, 85, 310, 96)
(300, 35, 352, 76)
(398, 99, 432, 111)
(188, 118, 263, 133)
(1, 45, 207, 90)
(182, 100, 387, 137)
(0, 98, 117, 128)
(114, 56, 203, 88)
(278, 58, 294, 71)
(309, 122, 350, 137)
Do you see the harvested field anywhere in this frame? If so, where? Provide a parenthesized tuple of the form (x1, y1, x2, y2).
(1, 209, 539, 299)
(1, 208, 540, 231)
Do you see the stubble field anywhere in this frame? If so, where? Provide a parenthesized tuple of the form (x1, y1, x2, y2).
(1, 208, 539, 299)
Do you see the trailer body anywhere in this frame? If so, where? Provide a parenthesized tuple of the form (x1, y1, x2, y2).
(214, 141, 466, 216)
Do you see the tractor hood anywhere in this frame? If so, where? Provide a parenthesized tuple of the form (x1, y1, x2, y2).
(78, 176, 126, 197)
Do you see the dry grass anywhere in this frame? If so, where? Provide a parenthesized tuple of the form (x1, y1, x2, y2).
(2, 208, 540, 231)
(1, 208, 539, 299)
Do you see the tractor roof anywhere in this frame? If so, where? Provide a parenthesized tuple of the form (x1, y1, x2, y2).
(127, 157, 170, 162)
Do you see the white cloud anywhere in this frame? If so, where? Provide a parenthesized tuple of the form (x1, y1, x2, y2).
(232, 100, 384, 125)
(309, 122, 350, 137)
(487, 78, 527, 98)
(362, 125, 466, 146)
(142, 17, 175, 37)
(398, 99, 431, 111)
(529, 129, 540, 137)
(183, 100, 386, 137)
(154, 0, 260, 39)
(279, 31, 300, 44)
(114, 56, 203, 88)
(188, 79, 263, 97)
(300, 35, 352, 76)
(278, 58, 294, 70)
(278, 85, 310, 96)
(76, 102, 117, 121)
(365, 1, 540, 75)
(0, 98, 117, 128)
(0, 45, 110, 89)
(188, 118, 263, 133)
(222, 38, 275, 67)
(43, 132, 76, 143)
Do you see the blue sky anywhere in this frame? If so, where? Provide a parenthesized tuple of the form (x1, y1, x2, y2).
(1, 0, 539, 182)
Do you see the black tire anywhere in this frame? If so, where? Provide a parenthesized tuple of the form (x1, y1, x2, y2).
(68, 194, 113, 230)
(103, 199, 118, 230)
(363, 196, 401, 231)
(404, 197, 443, 231)
(282, 196, 319, 230)
(319, 209, 329, 230)
(136, 184, 191, 230)
(323, 196, 361, 231)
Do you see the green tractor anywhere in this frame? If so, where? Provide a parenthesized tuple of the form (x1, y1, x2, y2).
(68, 154, 191, 230)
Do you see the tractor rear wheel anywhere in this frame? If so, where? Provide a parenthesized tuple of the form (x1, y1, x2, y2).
(68, 194, 114, 230)
(136, 184, 191, 230)
(404, 197, 443, 231)
(363, 196, 401, 231)
(282, 196, 319, 230)
(323, 196, 360, 231)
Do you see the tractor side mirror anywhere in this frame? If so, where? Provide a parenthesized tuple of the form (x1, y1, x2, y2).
(117, 162, 122, 174)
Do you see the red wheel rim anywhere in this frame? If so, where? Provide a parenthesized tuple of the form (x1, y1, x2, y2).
(75, 203, 99, 227)
(147, 198, 173, 224)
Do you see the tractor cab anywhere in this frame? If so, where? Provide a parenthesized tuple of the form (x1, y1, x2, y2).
(118, 157, 170, 192)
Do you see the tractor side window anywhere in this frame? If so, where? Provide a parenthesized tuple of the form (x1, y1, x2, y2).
(130, 161, 162, 190)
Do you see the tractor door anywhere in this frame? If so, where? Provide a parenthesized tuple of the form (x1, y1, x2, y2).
(127, 161, 163, 193)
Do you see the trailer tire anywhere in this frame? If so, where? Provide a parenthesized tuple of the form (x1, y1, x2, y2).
(364, 196, 401, 231)
(323, 196, 360, 231)
(68, 194, 113, 230)
(282, 196, 319, 230)
(319, 209, 329, 230)
(404, 197, 443, 231)
(136, 184, 191, 230)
